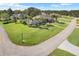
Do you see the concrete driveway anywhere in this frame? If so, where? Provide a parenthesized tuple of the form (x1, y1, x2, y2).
(58, 39, 79, 56)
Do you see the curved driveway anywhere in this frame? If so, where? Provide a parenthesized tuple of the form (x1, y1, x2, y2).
(0, 19, 76, 56)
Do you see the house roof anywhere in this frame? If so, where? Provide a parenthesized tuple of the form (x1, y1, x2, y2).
(12, 14, 24, 17)
(33, 13, 52, 20)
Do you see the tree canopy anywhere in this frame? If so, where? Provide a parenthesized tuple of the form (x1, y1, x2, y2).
(7, 8, 14, 16)
(26, 7, 41, 17)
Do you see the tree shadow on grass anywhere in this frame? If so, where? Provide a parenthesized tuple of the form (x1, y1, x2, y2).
(28, 24, 54, 30)
(38, 26, 49, 30)
(47, 24, 54, 27)
(38, 24, 54, 30)
(58, 21, 65, 24)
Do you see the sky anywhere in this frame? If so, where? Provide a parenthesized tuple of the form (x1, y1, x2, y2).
(0, 3, 79, 10)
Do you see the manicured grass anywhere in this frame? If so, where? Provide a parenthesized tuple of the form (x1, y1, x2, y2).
(3, 17, 71, 46)
(3, 23, 62, 46)
(0, 22, 2, 24)
(68, 28, 79, 47)
(52, 17, 72, 29)
(0, 21, 2, 26)
(58, 17, 72, 24)
(49, 49, 75, 56)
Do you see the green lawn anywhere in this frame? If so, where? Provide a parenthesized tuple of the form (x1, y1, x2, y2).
(3, 17, 71, 46)
(58, 17, 72, 24)
(3, 23, 62, 46)
(68, 28, 79, 47)
(0, 22, 2, 24)
(49, 49, 75, 56)
(0, 21, 2, 26)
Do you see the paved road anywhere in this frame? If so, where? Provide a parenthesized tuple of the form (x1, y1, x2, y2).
(58, 40, 79, 56)
(0, 19, 76, 56)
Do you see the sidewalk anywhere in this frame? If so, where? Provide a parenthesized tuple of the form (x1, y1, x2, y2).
(58, 40, 79, 56)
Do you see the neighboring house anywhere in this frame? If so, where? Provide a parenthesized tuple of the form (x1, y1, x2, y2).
(10, 14, 26, 22)
(33, 13, 55, 23)
(11, 14, 25, 19)
(33, 13, 52, 20)
(10, 13, 55, 26)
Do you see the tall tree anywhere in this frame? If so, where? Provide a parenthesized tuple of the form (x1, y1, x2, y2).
(7, 8, 13, 16)
(51, 13, 59, 22)
(26, 7, 41, 17)
(0, 12, 10, 23)
(14, 10, 22, 14)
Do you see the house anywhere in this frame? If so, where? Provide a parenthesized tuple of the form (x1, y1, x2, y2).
(33, 13, 52, 20)
(33, 13, 55, 23)
(11, 14, 25, 19)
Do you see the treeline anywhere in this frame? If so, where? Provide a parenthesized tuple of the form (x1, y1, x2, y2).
(0, 7, 41, 18)
(0, 7, 77, 27)
(0, 7, 79, 18)
(42, 10, 79, 17)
